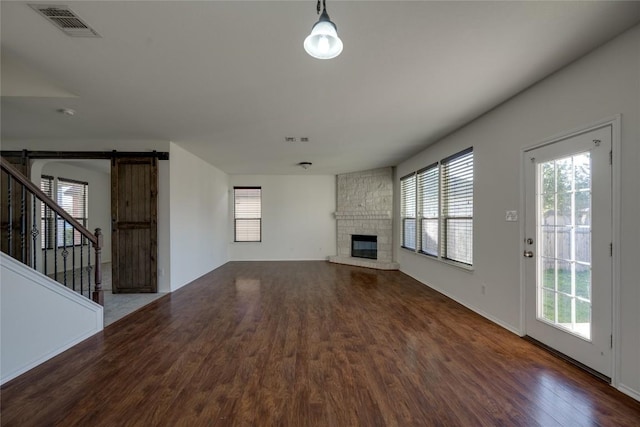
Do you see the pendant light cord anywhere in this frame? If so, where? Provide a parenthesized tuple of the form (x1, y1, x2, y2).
(316, 0, 327, 15)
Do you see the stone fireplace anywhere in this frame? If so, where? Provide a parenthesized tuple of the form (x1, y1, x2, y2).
(328, 167, 399, 270)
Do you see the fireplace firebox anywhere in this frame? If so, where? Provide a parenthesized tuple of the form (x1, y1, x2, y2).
(351, 235, 377, 260)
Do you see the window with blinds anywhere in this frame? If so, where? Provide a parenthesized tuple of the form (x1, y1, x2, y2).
(400, 173, 416, 250)
(40, 175, 55, 249)
(400, 147, 474, 266)
(441, 148, 474, 265)
(417, 164, 439, 256)
(234, 187, 262, 242)
(57, 178, 89, 247)
(41, 176, 88, 248)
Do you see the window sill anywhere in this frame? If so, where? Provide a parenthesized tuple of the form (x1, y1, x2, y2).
(400, 246, 474, 272)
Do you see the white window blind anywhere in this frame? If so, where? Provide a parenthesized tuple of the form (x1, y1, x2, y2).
(57, 178, 88, 247)
(41, 176, 88, 248)
(400, 173, 416, 250)
(234, 187, 262, 242)
(400, 147, 474, 267)
(417, 164, 439, 256)
(441, 148, 473, 265)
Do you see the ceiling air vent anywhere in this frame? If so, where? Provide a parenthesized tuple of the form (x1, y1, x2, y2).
(29, 4, 100, 37)
(284, 136, 310, 143)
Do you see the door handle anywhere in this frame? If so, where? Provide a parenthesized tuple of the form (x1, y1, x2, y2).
(523, 250, 534, 258)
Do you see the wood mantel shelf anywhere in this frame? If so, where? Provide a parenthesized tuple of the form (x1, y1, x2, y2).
(333, 211, 392, 220)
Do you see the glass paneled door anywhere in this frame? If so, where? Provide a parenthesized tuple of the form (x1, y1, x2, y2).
(524, 125, 612, 378)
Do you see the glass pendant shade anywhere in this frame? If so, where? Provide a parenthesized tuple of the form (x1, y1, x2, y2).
(304, 10, 343, 59)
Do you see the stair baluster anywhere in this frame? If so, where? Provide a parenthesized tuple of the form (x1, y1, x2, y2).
(7, 174, 12, 258)
(31, 196, 38, 270)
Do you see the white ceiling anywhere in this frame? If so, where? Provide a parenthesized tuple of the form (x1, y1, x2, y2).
(2, 1, 640, 175)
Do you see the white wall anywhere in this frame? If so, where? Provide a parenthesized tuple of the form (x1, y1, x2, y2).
(0, 253, 103, 385)
(157, 158, 171, 292)
(169, 142, 229, 291)
(229, 174, 336, 261)
(396, 25, 640, 398)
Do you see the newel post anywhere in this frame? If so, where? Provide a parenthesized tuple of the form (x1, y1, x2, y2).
(92, 228, 104, 306)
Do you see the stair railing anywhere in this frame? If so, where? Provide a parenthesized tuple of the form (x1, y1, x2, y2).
(1, 157, 103, 305)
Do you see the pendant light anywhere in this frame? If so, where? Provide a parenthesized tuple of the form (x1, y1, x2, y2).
(304, 0, 343, 59)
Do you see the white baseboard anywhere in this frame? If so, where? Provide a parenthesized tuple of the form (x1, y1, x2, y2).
(617, 383, 640, 402)
(1, 329, 100, 385)
(1, 253, 103, 385)
(400, 269, 523, 336)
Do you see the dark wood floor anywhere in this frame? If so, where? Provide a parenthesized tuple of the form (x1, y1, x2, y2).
(2, 261, 640, 426)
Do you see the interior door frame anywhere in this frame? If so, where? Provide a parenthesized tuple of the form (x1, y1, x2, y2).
(519, 115, 621, 386)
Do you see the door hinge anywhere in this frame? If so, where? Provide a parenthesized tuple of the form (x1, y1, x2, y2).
(609, 150, 612, 165)
(610, 334, 613, 349)
(610, 242, 613, 257)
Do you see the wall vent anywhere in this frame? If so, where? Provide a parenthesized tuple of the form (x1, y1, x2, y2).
(29, 4, 100, 37)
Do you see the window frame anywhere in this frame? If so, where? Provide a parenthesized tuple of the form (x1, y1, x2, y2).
(400, 147, 474, 269)
(400, 173, 417, 251)
(417, 162, 439, 258)
(40, 175, 89, 249)
(40, 175, 55, 250)
(440, 147, 474, 266)
(234, 186, 262, 243)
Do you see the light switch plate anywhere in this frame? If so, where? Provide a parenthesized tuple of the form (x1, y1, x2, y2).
(505, 210, 518, 222)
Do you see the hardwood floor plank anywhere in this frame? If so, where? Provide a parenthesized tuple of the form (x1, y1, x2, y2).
(2, 261, 640, 426)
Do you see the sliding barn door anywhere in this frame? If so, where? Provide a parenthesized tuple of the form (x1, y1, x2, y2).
(111, 157, 157, 293)
(1, 157, 31, 264)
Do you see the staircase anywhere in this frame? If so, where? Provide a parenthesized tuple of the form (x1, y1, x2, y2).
(1, 156, 103, 304)
(1, 156, 105, 385)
